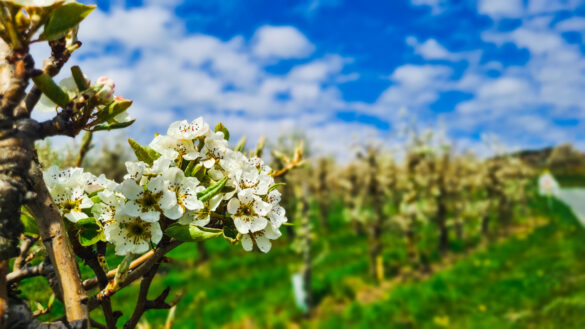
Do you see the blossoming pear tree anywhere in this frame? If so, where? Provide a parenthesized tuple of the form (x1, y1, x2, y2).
(0, 1, 297, 328)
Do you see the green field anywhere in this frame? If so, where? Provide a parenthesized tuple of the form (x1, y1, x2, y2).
(19, 194, 585, 328)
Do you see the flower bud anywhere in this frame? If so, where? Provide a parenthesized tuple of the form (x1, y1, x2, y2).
(92, 76, 116, 104)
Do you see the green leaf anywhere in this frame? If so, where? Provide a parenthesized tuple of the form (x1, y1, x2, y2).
(234, 136, 247, 152)
(128, 138, 161, 165)
(70, 65, 89, 90)
(267, 182, 286, 194)
(90, 195, 102, 204)
(39, 3, 95, 41)
(92, 120, 136, 132)
(197, 177, 228, 202)
(186, 163, 203, 177)
(113, 254, 133, 287)
(254, 136, 266, 157)
(32, 73, 70, 107)
(98, 98, 133, 123)
(165, 224, 222, 242)
(76, 217, 104, 247)
(20, 212, 39, 237)
(214, 122, 230, 141)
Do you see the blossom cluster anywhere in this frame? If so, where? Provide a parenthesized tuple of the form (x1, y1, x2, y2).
(43, 117, 287, 255)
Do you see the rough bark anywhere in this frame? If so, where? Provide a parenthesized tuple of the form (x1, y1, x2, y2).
(26, 160, 89, 325)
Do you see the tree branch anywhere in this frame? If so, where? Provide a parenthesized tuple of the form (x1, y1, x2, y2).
(26, 160, 88, 326)
(13, 235, 37, 273)
(15, 38, 71, 119)
(87, 240, 181, 311)
(83, 249, 156, 291)
(6, 261, 52, 284)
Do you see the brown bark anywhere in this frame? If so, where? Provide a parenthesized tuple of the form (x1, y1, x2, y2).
(0, 260, 8, 328)
(26, 161, 88, 325)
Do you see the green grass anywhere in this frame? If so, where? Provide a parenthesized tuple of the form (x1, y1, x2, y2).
(17, 194, 585, 329)
(316, 197, 585, 329)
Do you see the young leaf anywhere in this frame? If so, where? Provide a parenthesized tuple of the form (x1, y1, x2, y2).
(32, 73, 70, 107)
(267, 182, 286, 194)
(98, 98, 133, 123)
(214, 122, 230, 141)
(39, 3, 95, 41)
(128, 138, 161, 165)
(234, 136, 247, 152)
(76, 217, 105, 247)
(70, 65, 89, 90)
(165, 224, 222, 242)
(254, 136, 266, 157)
(197, 177, 228, 202)
(186, 163, 203, 177)
(20, 212, 39, 237)
(92, 120, 136, 132)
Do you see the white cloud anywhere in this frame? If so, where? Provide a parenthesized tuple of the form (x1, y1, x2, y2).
(410, 0, 448, 14)
(406, 36, 455, 60)
(555, 16, 585, 31)
(478, 0, 524, 18)
(252, 26, 315, 59)
(34, 2, 373, 159)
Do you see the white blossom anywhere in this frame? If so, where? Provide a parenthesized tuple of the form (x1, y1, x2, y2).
(227, 189, 271, 234)
(51, 185, 93, 223)
(241, 222, 282, 253)
(104, 214, 162, 255)
(120, 177, 177, 222)
(200, 131, 228, 168)
(149, 135, 199, 162)
(162, 167, 205, 220)
(167, 117, 209, 140)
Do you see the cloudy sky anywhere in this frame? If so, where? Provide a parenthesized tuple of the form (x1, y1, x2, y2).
(33, 0, 585, 158)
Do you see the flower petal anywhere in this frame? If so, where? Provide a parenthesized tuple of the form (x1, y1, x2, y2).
(227, 198, 240, 215)
(241, 234, 253, 251)
(233, 216, 251, 234)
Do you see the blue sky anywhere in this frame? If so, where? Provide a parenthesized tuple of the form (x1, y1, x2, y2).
(35, 0, 585, 158)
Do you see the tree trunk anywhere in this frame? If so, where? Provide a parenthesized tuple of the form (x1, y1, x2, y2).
(405, 223, 419, 268)
(436, 200, 449, 254)
(368, 218, 383, 283)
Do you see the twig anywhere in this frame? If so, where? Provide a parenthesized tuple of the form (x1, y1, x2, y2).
(90, 318, 107, 329)
(75, 131, 93, 167)
(13, 235, 37, 272)
(73, 241, 118, 329)
(84, 249, 156, 291)
(124, 263, 161, 329)
(15, 38, 71, 118)
(6, 261, 52, 284)
(87, 240, 181, 311)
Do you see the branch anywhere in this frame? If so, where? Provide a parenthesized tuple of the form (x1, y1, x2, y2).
(124, 263, 184, 329)
(75, 131, 92, 167)
(71, 240, 117, 329)
(26, 160, 89, 326)
(0, 51, 34, 118)
(2, 295, 87, 329)
(123, 263, 160, 329)
(6, 262, 52, 284)
(87, 240, 181, 311)
(83, 249, 156, 291)
(15, 38, 72, 118)
(13, 235, 38, 273)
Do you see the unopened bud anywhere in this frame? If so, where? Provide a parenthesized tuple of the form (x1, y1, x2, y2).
(92, 76, 115, 104)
